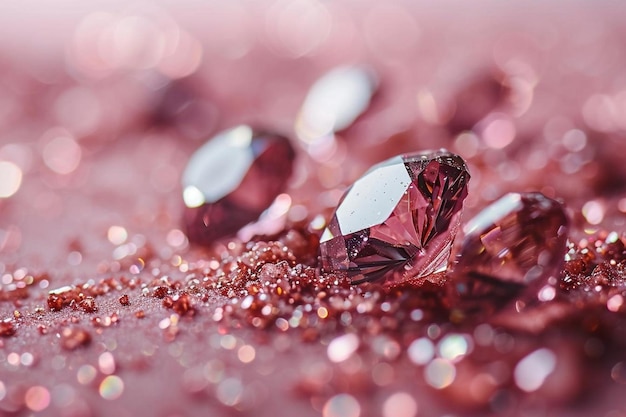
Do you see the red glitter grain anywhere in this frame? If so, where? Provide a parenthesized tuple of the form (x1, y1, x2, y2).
(78, 297, 98, 313)
(0, 320, 16, 337)
(119, 294, 130, 306)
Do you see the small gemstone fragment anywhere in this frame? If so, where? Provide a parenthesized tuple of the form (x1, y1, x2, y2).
(320, 149, 470, 286)
(153, 286, 168, 299)
(172, 293, 194, 316)
(449, 192, 568, 313)
(119, 294, 130, 306)
(296, 66, 378, 142)
(0, 320, 16, 337)
(182, 125, 295, 245)
(78, 296, 98, 313)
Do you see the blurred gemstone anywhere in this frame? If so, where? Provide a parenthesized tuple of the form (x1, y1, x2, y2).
(320, 149, 470, 286)
(182, 125, 295, 245)
(450, 192, 568, 312)
(296, 66, 378, 143)
(447, 72, 509, 133)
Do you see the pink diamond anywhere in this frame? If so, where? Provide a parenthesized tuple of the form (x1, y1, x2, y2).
(319, 149, 470, 286)
(182, 125, 295, 245)
(449, 192, 568, 311)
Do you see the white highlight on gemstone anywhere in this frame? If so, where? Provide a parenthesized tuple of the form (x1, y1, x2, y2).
(183, 185, 205, 208)
(297, 66, 377, 143)
(330, 156, 410, 236)
(0, 161, 23, 198)
(182, 125, 254, 206)
(463, 193, 522, 237)
(327, 333, 359, 363)
(514, 348, 557, 392)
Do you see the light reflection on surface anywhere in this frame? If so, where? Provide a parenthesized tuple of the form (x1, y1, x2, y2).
(424, 358, 456, 389)
(323, 393, 361, 417)
(514, 348, 556, 392)
(0, 161, 22, 198)
(42, 131, 82, 175)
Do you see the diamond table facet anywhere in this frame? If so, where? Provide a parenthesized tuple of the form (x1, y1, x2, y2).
(320, 149, 470, 286)
(182, 125, 295, 245)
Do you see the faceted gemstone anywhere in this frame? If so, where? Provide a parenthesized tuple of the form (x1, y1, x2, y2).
(449, 192, 569, 313)
(182, 125, 295, 245)
(296, 66, 378, 143)
(319, 149, 470, 286)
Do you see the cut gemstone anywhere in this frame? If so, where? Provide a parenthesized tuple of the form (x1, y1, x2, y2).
(449, 192, 569, 312)
(319, 149, 470, 286)
(182, 125, 295, 245)
(296, 66, 378, 143)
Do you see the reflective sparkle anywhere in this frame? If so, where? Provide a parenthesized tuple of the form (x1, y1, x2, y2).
(320, 150, 470, 286)
(182, 125, 295, 244)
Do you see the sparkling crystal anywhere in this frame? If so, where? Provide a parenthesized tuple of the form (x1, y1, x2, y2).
(182, 125, 295, 245)
(296, 66, 378, 143)
(320, 149, 470, 286)
(449, 192, 568, 312)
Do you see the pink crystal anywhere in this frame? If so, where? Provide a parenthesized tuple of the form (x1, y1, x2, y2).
(449, 192, 568, 311)
(182, 125, 295, 245)
(319, 149, 470, 286)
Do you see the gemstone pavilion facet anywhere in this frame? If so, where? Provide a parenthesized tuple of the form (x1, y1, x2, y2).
(319, 149, 470, 286)
(182, 125, 295, 245)
(449, 192, 569, 312)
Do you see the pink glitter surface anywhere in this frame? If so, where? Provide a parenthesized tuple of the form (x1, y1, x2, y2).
(1, 2, 626, 416)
